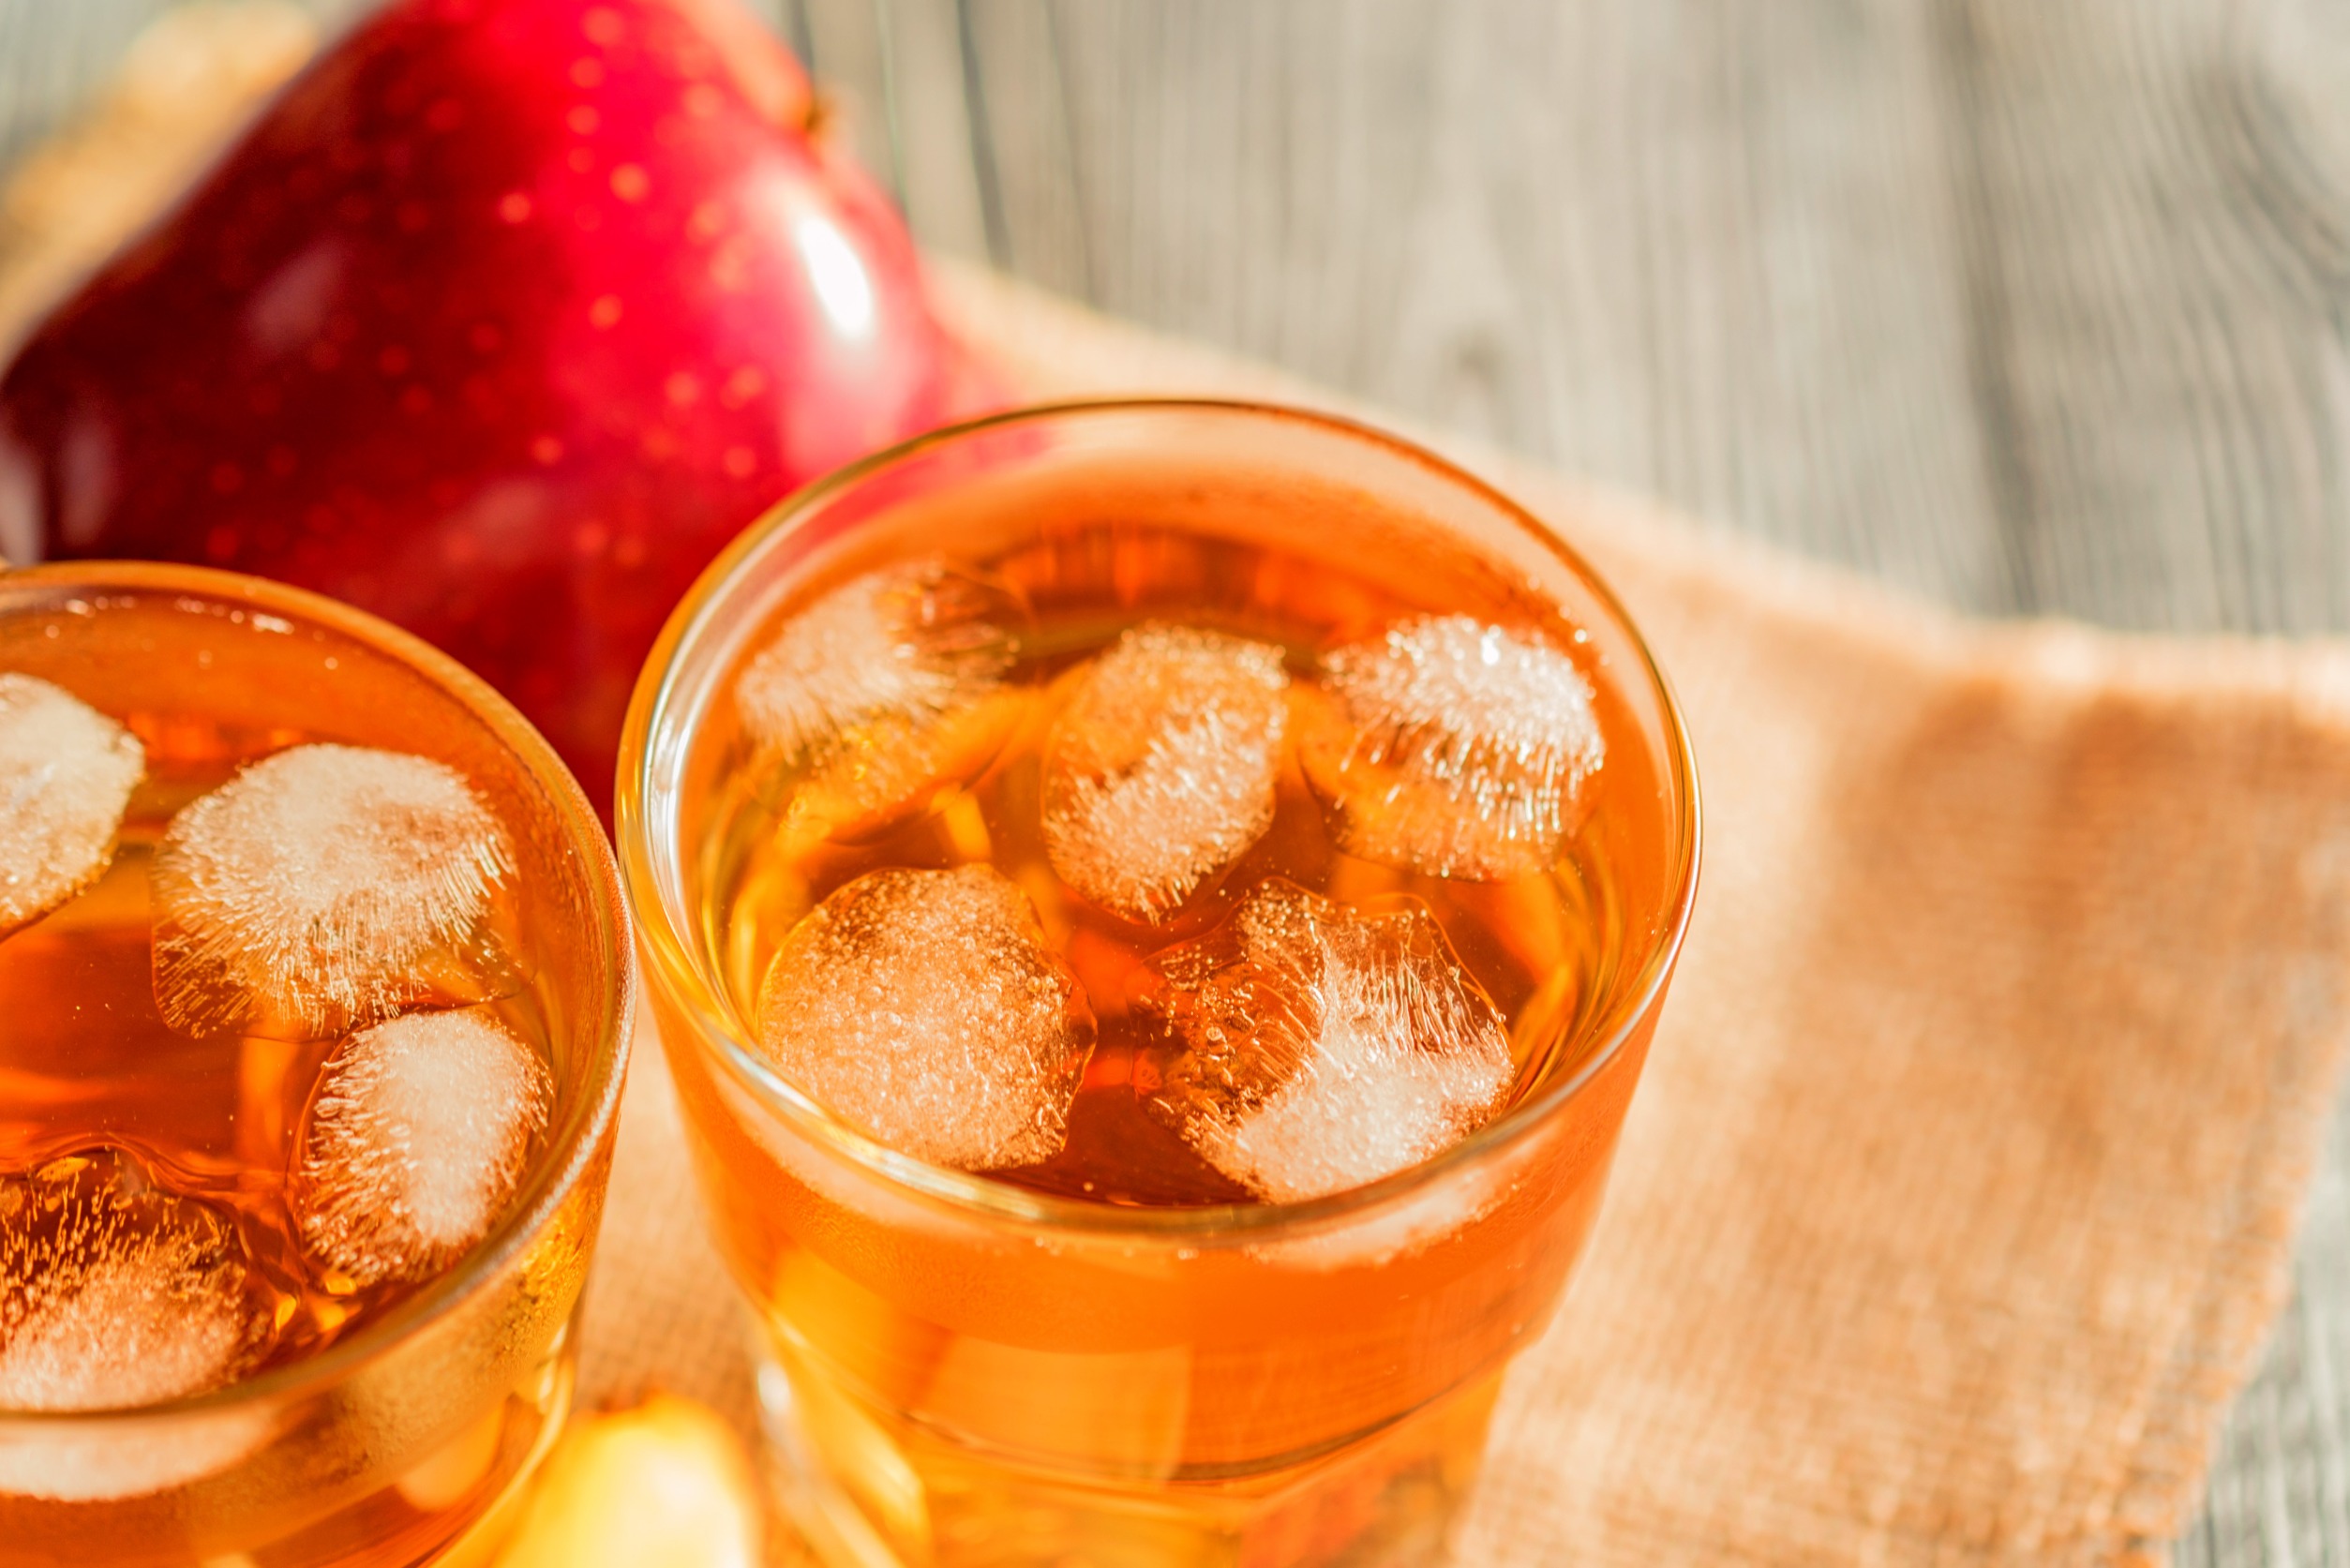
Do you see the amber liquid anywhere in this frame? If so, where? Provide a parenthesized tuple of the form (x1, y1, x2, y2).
(0, 715, 556, 1366)
(710, 527, 1631, 1206)
(0, 588, 598, 1568)
(671, 522, 1668, 1566)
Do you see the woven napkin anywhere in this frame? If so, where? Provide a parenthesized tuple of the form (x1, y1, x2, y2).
(12, 15, 2350, 1562)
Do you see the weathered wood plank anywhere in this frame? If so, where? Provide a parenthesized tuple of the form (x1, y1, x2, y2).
(813, 0, 2350, 646)
(829, 1, 2010, 605)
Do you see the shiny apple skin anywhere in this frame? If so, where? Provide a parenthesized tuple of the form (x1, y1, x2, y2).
(0, 0, 970, 812)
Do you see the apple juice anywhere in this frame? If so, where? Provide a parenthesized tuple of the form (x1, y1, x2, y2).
(626, 404, 1697, 1568)
(0, 565, 629, 1568)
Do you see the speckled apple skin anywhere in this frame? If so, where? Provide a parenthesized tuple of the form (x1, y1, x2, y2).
(0, 0, 975, 810)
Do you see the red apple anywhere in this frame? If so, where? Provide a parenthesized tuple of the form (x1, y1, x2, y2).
(0, 0, 984, 810)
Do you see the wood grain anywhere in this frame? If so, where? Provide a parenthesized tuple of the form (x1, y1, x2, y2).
(810, 0, 2350, 644)
(9, 0, 2350, 1559)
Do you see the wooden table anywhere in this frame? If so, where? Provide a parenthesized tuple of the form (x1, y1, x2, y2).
(7, 0, 2347, 1558)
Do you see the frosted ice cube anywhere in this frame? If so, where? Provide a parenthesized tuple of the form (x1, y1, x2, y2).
(295, 1008, 556, 1287)
(1137, 880, 1513, 1202)
(1305, 616, 1604, 880)
(0, 1152, 281, 1504)
(0, 1151, 262, 1412)
(151, 744, 519, 1040)
(738, 565, 1019, 753)
(0, 1150, 277, 1500)
(736, 563, 1027, 853)
(1042, 624, 1290, 922)
(755, 865, 1094, 1172)
(0, 673, 144, 938)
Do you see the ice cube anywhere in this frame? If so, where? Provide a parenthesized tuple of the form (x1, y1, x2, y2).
(1137, 880, 1514, 1202)
(294, 1008, 556, 1286)
(0, 1153, 276, 1500)
(755, 865, 1094, 1172)
(0, 1151, 262, 1413)
(151, 744, 519, 1039)
(737, 561, 1021, 756)
(1042, 624, 1290, 922)
(1304, 616, 1604, 880)
(0, 673, 144, 938)
(736, 563, 1026, 854)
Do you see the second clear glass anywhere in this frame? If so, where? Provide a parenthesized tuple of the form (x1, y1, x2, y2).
(617, 399, 1699, 1566)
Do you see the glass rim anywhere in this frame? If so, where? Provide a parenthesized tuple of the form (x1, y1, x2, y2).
(0, 560, 636, 1426)
(616, 396, 1700, 1240)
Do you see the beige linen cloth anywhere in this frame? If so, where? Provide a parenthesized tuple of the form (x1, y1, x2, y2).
(13, 12, 2350, 1562)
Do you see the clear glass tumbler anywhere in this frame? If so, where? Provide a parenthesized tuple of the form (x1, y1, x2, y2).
(617, 399, 1699, 1566)
(0, 561, 635, 1568)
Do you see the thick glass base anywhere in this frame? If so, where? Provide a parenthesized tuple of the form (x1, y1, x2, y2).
(756, 1331, 1501, 1568)
(254, 1326, 576, 1568)
(412, 1349, 576, 1568)
(0, 1319, 578, 1568)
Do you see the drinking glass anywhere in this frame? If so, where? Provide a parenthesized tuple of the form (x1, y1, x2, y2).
(616, 399, 1699, 1566)
(0, 561, 635, 1568)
